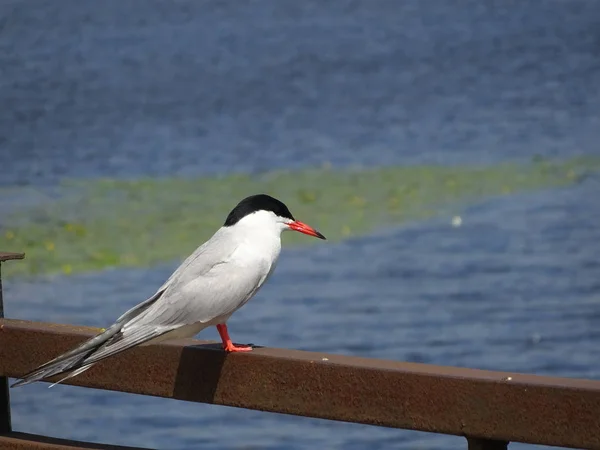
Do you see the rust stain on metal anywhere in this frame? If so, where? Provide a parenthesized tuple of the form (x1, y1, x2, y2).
(0, 319, 599, 449)
(0, 432, 151, 449)
(0, 252, 25, 263)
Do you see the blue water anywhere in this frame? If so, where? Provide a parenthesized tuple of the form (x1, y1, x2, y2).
(1, 1, 600, 449)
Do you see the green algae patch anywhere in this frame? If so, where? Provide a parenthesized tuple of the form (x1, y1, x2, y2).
(0, 157, 597, 277)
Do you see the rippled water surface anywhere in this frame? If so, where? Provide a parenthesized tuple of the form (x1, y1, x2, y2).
(1, 1, 599, 449)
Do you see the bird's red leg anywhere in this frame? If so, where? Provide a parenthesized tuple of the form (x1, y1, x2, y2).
(216, 324, 252, 352)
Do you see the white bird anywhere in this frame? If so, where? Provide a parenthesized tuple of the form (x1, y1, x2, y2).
(12, 194, 326, 388)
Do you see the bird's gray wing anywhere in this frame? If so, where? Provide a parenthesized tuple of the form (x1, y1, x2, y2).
(75, 257, 271, 366)
(155, 229, 229, 292)
(127, 256, 271, 329)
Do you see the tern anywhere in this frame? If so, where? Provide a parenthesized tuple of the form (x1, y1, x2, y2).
(12, 194, 326, 388)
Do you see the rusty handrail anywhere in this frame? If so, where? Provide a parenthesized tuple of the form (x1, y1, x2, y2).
(0, 319, 599, 449)
(0, 253, 26, 263)
(1, 252, 600, 450)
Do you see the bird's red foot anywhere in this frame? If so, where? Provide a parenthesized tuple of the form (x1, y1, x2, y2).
(222, 342, 253, 352)
(216, 323, 253, 353)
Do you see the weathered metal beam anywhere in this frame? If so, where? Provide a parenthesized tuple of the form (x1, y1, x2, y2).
(0, 252, 25, 263)
(0, 431, 151, 449)
(0, 319, 599, 449)
(0, 253, 24, 434)
(0, 262, 10, 434)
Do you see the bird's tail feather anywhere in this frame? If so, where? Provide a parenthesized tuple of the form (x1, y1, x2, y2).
(11, 290, 166, 388)
(10, 327, 116, 388)
(48, 365, 94, 388)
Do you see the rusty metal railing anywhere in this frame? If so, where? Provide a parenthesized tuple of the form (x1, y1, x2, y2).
(1, 252, 599, 450)
(0, 252, 24, 436)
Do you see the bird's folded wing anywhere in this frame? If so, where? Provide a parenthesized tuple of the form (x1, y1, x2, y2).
(123, 258, 270, 331)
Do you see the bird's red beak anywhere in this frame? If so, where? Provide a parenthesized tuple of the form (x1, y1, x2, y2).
(288, 221, 326, 240)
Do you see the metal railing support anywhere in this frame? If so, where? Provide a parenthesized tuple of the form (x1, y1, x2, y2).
(0, 252, 25, 435)
(467, 437, 509, 450)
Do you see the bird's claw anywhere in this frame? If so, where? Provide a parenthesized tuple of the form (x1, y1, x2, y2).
(223, 342, 253, 353)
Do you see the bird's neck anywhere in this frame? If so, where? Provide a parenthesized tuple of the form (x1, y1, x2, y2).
(243, 229, 282, 261)
(224, 223, 282, 266)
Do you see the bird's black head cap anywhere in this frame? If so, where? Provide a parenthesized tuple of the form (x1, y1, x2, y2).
(224, 194, 295, 226)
